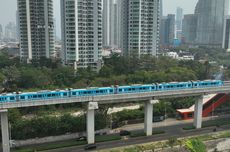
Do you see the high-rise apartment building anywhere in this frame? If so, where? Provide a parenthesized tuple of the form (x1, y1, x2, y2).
(222, 16, 230, 51)
(61, 0, 102, 70)
(160, 14, 175, 48)
(182, 14, 198, 44)
(119, 0, 160, 57)
(17, 0, 54, 62)
(195, 0, 229, 48)
(103, 0, 119, 48)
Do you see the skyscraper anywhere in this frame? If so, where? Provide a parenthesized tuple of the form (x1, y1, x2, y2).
(195, 0, 229, 48)
(103, 0, 119, 48)
(222, 16, 230, 51)
(16, 10, 20, 41)
(0, 24, 3, 41)
(160, 15, 175, 48)
(119, 0, 160, 57)
(61, 0, 102, 71)
(5, 22, 17, 41)
(182, 14, 198, 44)
(176, 7, 183, 40)
(17, 0, 54, 62)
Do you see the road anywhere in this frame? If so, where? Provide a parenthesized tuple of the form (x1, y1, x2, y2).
(44, 121, 230, 152)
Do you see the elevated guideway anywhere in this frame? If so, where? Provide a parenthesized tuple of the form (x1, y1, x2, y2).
(0, 83, 230, 109)
(0, 82, 230, 152)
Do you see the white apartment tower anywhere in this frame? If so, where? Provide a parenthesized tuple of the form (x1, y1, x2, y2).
(103, 0, 119, 48)
(61, 0, 102, 70)
(17, 0, 55, 62)
(119, 0, 160, 57)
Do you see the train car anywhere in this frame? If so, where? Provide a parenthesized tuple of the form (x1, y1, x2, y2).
(18, 90, 69, 101)
(157, 82, 192, 91)
(117, 84, 154, 94)
(71, 87, 114, 96)
(192, 80, 223, 88)
(0, 93, 16, 102)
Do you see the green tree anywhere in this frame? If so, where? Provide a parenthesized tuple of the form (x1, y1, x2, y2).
(2, 66, 20, 91)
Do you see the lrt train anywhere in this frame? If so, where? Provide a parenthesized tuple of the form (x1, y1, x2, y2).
(0, 80, 224, 103)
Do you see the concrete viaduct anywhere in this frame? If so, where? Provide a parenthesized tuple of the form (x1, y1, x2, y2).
(1, 84, 230, 152)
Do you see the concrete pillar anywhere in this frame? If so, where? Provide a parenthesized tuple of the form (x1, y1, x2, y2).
(87, 102, 98, 144)
(0, 109, 10, 152)
(193, 96, 203, 129)
(144, 100, 158, 136)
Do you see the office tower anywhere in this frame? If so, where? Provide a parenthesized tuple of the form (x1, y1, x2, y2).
(160, 14, 175, 48)
(17, 0, 54, 62)
(5, 22, 17, 41)
(61, 0, 103, 71)
(119, 0, 160, 57)
(176, 7, 183, 40)
(103, 0, 119, 48)
(16, 10, 20, 41)
(0, 24, 3, 41)
(182, 14, 198, 44)
(195, 0, 229, 48)
(222, 16, 230, 51)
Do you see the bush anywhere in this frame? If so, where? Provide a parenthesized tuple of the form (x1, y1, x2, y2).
(11, 114, 106, 140)
(185, 138, 206, 152)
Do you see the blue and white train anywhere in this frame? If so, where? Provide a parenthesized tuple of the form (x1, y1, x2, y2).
(0, 80, 224, 103)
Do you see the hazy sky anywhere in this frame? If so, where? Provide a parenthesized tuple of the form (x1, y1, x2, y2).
(0, 0, 199, 37)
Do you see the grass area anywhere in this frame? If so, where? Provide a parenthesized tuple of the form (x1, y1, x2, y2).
(96, 134, 122, 143)
(12, 134, 121, 152)
(12, 140, 87, 152)
(130, 130, 165, 138)
(183, 118, 230, 130)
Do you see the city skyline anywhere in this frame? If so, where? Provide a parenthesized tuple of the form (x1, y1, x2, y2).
(0, 0, 201, 38)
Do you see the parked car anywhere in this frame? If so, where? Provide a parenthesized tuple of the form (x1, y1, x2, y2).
(76, 136, 86, 141)
(84, 144, 97, 150)
(119, 130, 130, 136)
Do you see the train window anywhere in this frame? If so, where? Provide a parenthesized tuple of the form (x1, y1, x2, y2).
(20, 96, 25, 99)
(72, 92, 76, 95)
(119, 89, 122, 92)
(96, 91, 99, 93)
(63, 93, 67, 96)
(10, 97, 15, 100)
(33, 95, 37, 98)
(38, 95, 42, 98)
(128, 88, 131, 91)
(110, 90, 113, 92)
(47, 94, 51, 97)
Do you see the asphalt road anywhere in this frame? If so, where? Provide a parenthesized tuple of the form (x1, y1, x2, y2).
(44, 123, 230, 152)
